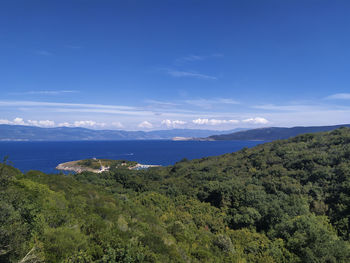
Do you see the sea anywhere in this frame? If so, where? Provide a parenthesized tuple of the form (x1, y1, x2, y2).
(0, 140, 265, 174)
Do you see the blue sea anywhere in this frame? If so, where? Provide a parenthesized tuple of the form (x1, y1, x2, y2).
(0, 140, 265, 174)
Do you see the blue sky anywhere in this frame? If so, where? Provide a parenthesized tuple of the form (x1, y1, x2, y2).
(1, 0, 350, 130)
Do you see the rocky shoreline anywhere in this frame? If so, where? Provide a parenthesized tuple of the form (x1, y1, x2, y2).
(56, 161, 103, 173)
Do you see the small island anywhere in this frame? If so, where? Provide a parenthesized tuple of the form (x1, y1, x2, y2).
(56, 158, 161, 173)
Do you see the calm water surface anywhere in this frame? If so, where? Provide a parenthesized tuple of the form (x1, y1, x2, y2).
(0, 140, 265, 173)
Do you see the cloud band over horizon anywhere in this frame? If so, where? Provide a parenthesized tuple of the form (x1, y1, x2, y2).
(0, 93, 349, 130)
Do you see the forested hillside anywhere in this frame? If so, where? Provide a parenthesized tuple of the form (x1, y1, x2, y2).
(1, 128, 350, 262)
(206, 124, 350, 141)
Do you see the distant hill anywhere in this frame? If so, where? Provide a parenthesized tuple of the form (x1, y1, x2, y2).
(205, 124, 350, 141)
(0, 124, 243, 141)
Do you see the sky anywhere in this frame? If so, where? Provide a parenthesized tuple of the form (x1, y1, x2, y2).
(1, 0, 350, 130)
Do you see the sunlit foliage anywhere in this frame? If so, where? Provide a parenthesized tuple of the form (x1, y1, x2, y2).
(1, 128, 350, 262)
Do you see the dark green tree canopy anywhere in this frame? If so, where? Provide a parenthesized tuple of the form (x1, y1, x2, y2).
(1, 128, 350, 262)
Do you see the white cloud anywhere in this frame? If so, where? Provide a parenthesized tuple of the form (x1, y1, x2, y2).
(192, 118, 239, 125)
(167, 70, 217, 80)
(0, 119, 12, 124)
(161, 119, 173, 127)
(192, 118, 209, 125)
(0, 100, 235, 120)
(161, 119, 186, 128)
(138, 121, 153, 129)
(53, 108, 152, 116)
(0, 100, 135, 110)
(10, 90, 79, 95)
(242, 117, 269, 124)
(73, 121, 106, 128)
(57, 121, 107, 128)
(27, 120, 55, 127)
(58, 122, 72, 127)
(176, 53, 223, 63)
(5, 99, 350, 130)
(145, 100, 179, 108)
(0, 100, 204, 123)
(74, 120, 96, 127)
(209, 119, 239, 125)
(13, 117, 25, 125)
(0, 100, 149, 116)
(253, 104, 323, 112)
(0, 118, 56, 127)
(192, 117, 268, 126)
(326, 93, 350, 100)
(177, 55, 205, 62)
(111, 122, 124, 128)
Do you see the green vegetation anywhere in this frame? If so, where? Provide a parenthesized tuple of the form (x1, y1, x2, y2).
(1, 128, 350, 262)
(77, 159, 137, 170)
(207, 124, 350, 141)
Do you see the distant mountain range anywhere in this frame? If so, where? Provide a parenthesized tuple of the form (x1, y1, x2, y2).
(4, 124, 349, 142)
(0, 125, 245, 141)
(204, 124, 350, 141)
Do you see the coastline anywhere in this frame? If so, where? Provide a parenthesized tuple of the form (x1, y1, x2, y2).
(56, 159, 161, 173)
